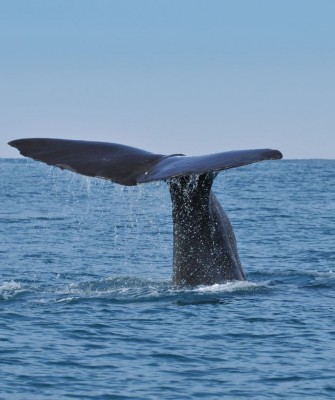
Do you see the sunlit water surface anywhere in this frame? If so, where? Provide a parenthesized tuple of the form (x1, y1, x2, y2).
(1, 159, 334, 399)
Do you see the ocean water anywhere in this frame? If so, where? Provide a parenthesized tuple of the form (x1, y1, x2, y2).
(1, 158, 334, 399)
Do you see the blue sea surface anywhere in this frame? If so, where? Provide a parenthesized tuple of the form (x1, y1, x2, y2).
(1, 158, 334, 399)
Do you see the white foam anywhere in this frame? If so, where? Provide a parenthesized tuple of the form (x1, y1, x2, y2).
(0, 280, 23, 300)
(0, 280, 21, 291)
(195, 280, 262, 293)
(56, 296, 79, 303)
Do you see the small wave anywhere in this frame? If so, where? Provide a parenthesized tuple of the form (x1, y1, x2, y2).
(250, 268, 335, 295)
(252, 269, 334, 279)
(0, 280, 24, 300)
(51, 276, 173, 304)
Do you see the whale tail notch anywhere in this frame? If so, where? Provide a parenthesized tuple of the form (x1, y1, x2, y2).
(8, 138, 282, 185)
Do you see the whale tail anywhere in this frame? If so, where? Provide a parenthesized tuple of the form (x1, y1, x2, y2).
(8, 137, 283, 286)
(8, 138, 282, 185)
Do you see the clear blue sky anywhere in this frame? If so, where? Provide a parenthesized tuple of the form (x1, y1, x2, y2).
(1, 0, 334, 158)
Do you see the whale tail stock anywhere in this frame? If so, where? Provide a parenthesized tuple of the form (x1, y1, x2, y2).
(8, 138, 282, 185)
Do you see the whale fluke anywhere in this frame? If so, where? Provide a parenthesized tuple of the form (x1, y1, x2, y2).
(8, 138, 282, 185)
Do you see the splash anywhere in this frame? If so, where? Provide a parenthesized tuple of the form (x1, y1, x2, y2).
(0, 280, 23, 300)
